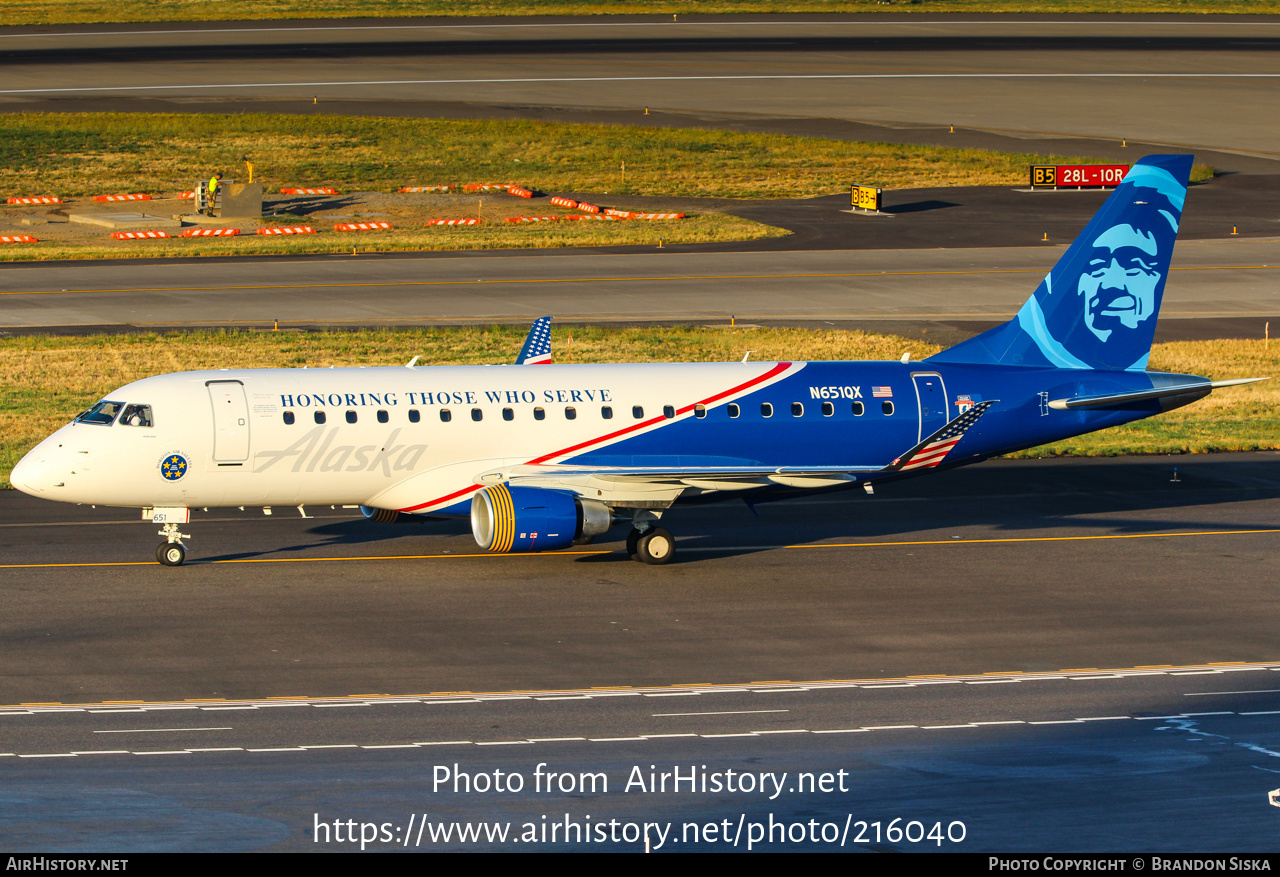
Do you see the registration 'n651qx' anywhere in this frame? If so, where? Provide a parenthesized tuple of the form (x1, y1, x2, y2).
(10, 155, 1266, 566)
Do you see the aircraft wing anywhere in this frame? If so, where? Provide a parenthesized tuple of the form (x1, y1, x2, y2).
(1048, 377, 1268, 410)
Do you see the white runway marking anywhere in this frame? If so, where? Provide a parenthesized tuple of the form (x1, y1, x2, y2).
(3, 72, 1280, 97)
(16, 710, 1279, 758)
(652, 709, 790, 717)
(1185, 689, 1280, 696)
(93, 727, 232, 734)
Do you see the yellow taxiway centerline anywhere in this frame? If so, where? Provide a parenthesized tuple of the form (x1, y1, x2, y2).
(1, 527, 1275, 569)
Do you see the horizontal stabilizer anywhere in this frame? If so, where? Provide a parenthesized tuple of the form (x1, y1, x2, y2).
(1048, 377, 1268, 410)
(885, 400, 996, 473)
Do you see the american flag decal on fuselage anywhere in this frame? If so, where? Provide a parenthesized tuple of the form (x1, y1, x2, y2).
(889, 400, 996, 473)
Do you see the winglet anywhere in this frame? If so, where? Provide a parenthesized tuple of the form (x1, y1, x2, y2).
(884, 400, 997, 473)
(516, 316, 554, 365)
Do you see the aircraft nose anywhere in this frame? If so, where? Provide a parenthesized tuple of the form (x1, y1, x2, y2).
(9, 449, 48, 496)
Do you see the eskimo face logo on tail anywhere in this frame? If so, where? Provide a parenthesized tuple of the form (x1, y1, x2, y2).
(1079, 223, 1162, 341)
(1020, 158, 1188, 371)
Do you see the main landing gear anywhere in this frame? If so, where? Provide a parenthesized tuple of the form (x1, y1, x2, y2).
(156, 522, 190, 566)
(627, 524, 676, 565)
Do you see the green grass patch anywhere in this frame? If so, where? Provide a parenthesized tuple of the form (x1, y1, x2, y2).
(2, 327, 1275, 489)
(0, 112, 1116, 201)
(8, 1, 1280, 26)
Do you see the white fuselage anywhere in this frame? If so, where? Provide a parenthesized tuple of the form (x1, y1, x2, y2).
(11, 361, 817, 513)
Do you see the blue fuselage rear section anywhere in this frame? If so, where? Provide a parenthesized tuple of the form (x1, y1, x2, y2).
(564, 360, 1195, 478)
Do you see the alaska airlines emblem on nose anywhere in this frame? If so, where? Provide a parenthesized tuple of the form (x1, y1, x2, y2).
(159, 453, 189, 481)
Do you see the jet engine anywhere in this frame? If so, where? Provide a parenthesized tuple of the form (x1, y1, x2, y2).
(471, 484, 612, 552)
(360, 505, 411, 524)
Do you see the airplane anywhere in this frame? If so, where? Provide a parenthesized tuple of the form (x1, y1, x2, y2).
(9, 154, 1266, 567)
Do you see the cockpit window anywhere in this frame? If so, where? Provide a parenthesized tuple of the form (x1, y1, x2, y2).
(75, 400, 124, 426)
(119, 404, 154, 428)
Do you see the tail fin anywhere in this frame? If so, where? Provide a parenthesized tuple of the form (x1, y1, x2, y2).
(928, 154, 1192, 372)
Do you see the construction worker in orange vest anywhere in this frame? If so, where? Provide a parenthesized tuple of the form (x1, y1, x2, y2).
(206, 171, 223, 215)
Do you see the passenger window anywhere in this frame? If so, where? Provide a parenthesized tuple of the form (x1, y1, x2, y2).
(821, 401, 834, 417)
(440, 409, 452, 422)
(791, 402, 804, 417)
(503, 408, 514, 421)
(119, 404, 154, 427)
(694, 404, 707, 419)
(728, 403, 740, 418)
(882, 401, 895, 416)
(761, 402, 773, 418)
(314, 411, 326, 424)
(565, 407, 576, 420)
(75, 400, 124, 426)
(632, 406, 644, 419)
(283, 411, 295, 425)
(471, 408, 483, 422)
(377, 410, 389, 424)
(663, 405, 675, 419)
(345, 410, 357, 424)
(408, 409, 421, 423)
(852, 401, 864, 416)
(534, 407, 546, 421)
(601, 406, 613, 419)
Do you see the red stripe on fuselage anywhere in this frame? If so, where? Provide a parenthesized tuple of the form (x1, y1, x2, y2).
(397, 362, 795, 512)
(526, 362, 794, 465)
(400, 483, 480, 513)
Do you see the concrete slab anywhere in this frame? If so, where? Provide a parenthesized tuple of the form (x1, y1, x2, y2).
(67, 212, 182, 230)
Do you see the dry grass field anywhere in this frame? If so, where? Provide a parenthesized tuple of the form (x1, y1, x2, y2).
(7, 0, 1280, 26)
(1, 327, 1274, 489)
(0, 113, 1132, 202)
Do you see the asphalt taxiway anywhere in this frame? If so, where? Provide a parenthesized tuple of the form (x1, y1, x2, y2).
(2, 237, 1279, 335)
(3, 453, 1277, 702)
(1, 454, 1278, 850)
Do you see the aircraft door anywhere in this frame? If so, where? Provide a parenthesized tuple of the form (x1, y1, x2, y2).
(911, 372, 949, 442)
(207, 380, 250, 463)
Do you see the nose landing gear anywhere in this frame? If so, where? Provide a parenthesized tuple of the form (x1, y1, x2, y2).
(156, 522, 190, 566)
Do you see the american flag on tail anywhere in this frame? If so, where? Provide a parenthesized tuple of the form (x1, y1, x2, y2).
(516, 316, 553, 365)
(888, 400, 996, 473)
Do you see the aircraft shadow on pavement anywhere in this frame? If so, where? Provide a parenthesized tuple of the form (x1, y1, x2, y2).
(196, 457, 1279, 564)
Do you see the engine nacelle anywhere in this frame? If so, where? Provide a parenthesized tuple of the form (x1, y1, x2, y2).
(471, 484, 612, 553)
(360, 505, 408, 524)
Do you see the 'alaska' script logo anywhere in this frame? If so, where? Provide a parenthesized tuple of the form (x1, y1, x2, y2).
(254, 426, 427, 476)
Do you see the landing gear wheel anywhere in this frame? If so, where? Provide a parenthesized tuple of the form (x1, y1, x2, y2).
(626, 528, 642, 558)
(634, 527, 676, 565)
(157, 542, 187, 566)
